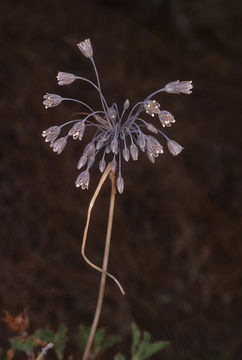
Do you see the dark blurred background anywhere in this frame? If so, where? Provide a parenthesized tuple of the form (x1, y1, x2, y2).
(1, 0, 242, 359)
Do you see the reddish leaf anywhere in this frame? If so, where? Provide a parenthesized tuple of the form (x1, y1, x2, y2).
(4, 308, 29, 333)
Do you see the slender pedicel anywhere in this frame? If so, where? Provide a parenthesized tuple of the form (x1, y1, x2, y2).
(75, 76, 109, 110)
(90, 57, 109, 114)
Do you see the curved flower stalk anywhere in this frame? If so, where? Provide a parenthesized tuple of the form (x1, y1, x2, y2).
(42, 38, 193, 360)
(42, 38, 193, 194)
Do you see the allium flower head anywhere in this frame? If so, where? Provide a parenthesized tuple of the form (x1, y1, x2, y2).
(42, 39, 193, 193)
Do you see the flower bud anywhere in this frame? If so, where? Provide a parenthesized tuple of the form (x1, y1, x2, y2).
(96, 139, 104, 150)
(88, 155, 95, 168)
(99, 159, 106, 173)
(137, 132, 146, 152)
(116, 176, 124, 194)
(111, 157, 117, 171)
(96, 133, 110, 150)
(77, 155, 87, 169)
(107, 106, 117, 121)
(83, 142, 95, 156)
(130, 143, 138, 161)
(123, 147, 130, 162)
(123, 99, 130, 110)
(106, 145, 111, 154)
(111, 137, 119, 154)
(146, 123, 158, 134)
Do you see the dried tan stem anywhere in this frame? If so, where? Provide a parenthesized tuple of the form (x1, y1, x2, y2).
(35, 343, 54, 360)
(82, 170, 117, 360)
(81, 163, 125, 295)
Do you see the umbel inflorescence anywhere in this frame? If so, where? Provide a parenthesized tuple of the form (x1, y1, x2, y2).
(42, 39, 193, 193)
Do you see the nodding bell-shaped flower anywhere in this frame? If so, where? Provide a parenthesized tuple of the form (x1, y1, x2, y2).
(164, 80, 193, 95)
(158, 110, 175, 127)
(77, 39, 93, 58)
(146, 136, 163, 157)
(144, 100, 160, 116)
(42, 126, 60, 143)
(68, 122, 85, 140)
(75, 170, 90, 189)
(167, 139, 184, 156)
(116, 176, 124, 194)
(57, 72, 76, 86)
(50, 137, 67, 155)
(43, 94, 63, 109)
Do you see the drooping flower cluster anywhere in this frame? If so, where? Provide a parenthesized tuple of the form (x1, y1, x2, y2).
(42, 39, 193, 193)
